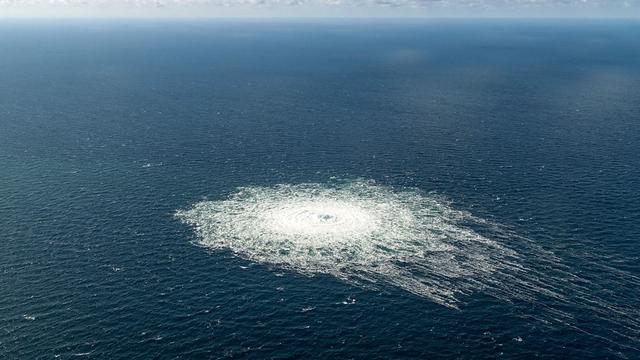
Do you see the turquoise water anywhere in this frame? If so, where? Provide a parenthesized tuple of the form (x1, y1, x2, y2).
(1, 20, 640, 358)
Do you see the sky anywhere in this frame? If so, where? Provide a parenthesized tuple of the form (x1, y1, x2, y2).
(0, 0, 639, 18)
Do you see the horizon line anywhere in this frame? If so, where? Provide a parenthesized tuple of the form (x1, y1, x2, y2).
(2, 15, 640, 20)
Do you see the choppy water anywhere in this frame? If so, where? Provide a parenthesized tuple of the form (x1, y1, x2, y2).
(1, 20, 640, 359)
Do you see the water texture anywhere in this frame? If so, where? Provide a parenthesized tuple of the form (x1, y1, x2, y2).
(1, 20, 640, 359)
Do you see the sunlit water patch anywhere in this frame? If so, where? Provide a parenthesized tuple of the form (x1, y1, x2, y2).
(177, 180, 640, 350)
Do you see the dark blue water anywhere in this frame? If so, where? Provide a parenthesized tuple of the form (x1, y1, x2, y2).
(1, 20, 640, 359)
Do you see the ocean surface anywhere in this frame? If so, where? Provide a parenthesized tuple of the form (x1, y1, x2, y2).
(1, 20, 640, 359)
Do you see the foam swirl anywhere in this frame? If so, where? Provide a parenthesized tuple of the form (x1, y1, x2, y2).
(176, 180, 521, 307)
(177, 179, 640, 350)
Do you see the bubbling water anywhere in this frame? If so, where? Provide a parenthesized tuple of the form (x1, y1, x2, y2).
(176, 180, 523, 307)
(259, 199, 378, 239)
(177, 179, 640, 350)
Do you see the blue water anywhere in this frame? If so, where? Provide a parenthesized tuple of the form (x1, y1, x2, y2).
(1, 20, 640, 359)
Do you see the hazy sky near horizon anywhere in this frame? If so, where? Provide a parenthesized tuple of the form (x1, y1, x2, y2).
(0, 0, 639, 18)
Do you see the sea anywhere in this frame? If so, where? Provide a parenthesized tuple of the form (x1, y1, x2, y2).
(1, 20, 639, 359)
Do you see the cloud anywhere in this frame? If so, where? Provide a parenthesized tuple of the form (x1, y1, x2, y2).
(1, 0, 639, 17)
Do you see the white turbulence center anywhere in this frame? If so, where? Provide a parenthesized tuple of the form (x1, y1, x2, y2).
(176, 179, 526, 307)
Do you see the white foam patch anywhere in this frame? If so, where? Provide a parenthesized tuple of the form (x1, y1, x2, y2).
(176, 179, 527, 307)
(177, 179, 640, 351)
